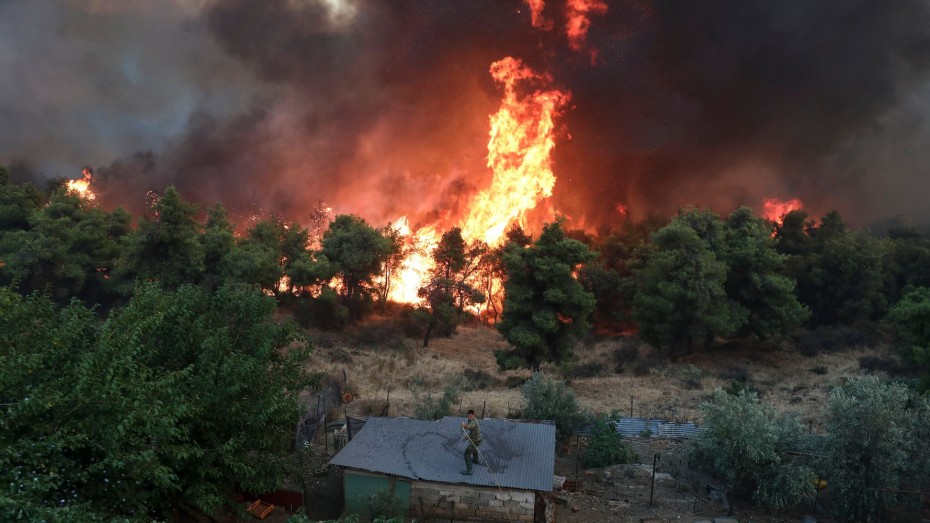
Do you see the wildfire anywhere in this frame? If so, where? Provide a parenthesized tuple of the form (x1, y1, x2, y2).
(762, 197, 804, 225)
(460, 57, 570, 246)
(524, 0, 553, 30)
(566, 0, 608, 63)
(386, 57, 570, 305)
(66, 167, 96, 201)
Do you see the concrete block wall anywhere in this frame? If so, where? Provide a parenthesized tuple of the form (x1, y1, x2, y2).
(410, 481, 536, 522)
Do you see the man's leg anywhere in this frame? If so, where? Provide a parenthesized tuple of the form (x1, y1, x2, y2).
(472, 442, 480, 464)
(461, 445, 474, 475)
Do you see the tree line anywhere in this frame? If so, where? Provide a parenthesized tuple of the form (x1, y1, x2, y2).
(3, 168, 930, 383)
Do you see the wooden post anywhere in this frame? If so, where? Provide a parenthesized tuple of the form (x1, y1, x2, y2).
(649, 452, 661, 507)
(481, 400, 486, 419)
(345, 409, 353, 441)
(630, 395, 634, 418)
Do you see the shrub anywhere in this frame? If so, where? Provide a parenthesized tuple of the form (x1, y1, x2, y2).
(494, 349, 524, 371)
(505, 376, 528, 388)
(461, 369, 497, 391)
(821, 377, 930, 521)
(631, 359, 654, 377)
(612, 344, 640, 373)
(667, 364, 703, 389)
(858, 355, 912, 376)
(302, 288, 349, 331)
(808, 365, 828, 375)
(412, 377, 463, 420)
(720, 365, 750, 383)
(521, 373, 584, 438)
(794, 325, 882, 357)
(561, 361, 606, 381)
(581, 414, 637, 468)
(690, 390, 815, 511)
(399, 306, 430, 338)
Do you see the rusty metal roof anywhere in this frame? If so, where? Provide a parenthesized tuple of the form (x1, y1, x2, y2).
(328, 416, 555, 492)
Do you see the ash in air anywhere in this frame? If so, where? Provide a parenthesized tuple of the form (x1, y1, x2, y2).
(2, 0, 930, 228)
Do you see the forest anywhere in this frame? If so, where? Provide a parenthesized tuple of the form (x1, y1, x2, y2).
(2, 167, 930, 521)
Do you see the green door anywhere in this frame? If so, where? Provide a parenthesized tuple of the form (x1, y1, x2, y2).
(343, 471, 410, 517)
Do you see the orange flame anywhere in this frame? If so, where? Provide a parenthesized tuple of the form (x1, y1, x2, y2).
(460, 57, 570, 246)
(524, 0, 553, 30)
(66, 167, 96, 201)
(566, 0, 607, 63)
(762, 197, 803, 225)
(386, 57, 570, 306)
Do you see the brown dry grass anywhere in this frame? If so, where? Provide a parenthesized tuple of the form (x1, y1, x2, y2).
(305, 323, 902, 429)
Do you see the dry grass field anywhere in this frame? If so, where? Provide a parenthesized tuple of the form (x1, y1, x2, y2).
(305, 321, 903, 429)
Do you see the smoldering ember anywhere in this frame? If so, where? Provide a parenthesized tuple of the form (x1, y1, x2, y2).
(2, 2, 930, 523)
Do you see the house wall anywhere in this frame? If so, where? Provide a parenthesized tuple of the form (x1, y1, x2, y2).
(410, 481, 537, 522)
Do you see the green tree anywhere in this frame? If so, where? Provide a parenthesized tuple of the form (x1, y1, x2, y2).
(632, 222, 742, 355)
(821, 377, 930, 521)
(520, 373, 582, 439)
(581, 413, 636, 468)
(808, 230, 886, 325)
(1, 189, 130, 306)
(880, 226, 930, 305)
(119, 186, 204, 289)
(497, 220, 596, 370)
(691, 390, 815, 514)
(0, 284, 313, 520)
(721, 207, 808, 338)
(419, 228, 486, 347)
(200, 203, 235, 292)
(887, 286, 930, 391)
(320, 215, 392, 319)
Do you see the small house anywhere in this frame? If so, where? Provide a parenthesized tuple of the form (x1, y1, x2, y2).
(328, 416, 556, 522)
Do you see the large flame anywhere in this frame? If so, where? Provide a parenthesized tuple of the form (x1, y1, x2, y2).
(66, 167, 96, 201)
(566, 0, 608, 63)
(762, 197, 803, 225)
(460, 57, 570, 246)
(386, 57, 570, 304)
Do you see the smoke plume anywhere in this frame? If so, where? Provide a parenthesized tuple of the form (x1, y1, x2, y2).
(2, 0, 930, 228)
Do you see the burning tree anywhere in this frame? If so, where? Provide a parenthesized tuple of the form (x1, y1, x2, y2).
(418, 227, 487, 347)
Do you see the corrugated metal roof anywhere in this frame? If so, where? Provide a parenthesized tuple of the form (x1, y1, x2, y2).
(576, 417, 703, 439)
(328, 417, 555, 492)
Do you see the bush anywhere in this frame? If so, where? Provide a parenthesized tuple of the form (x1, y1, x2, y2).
(631, 359, 655, 377)
(521, 373, 584, 438)
(399, 306, 430, 338)
(690, 390, 815, 510)
(808, 365, 828, 375)
(561, 361, 606, 381)
(300, 288, 349, 331)
(858, 355, 912, 376)
(821, 377, 930, 521)
(412, 377, 463, 420)
(581, 415, 637, 468)
(505, 376, 528, 388)
(461, 369, 497, 391)
(494, 349, 524, 371)
(667, 364, 703, 389)
(613, 344, 640, 373)
(794, 325, 882, 356)
(720, 365, 751, 383)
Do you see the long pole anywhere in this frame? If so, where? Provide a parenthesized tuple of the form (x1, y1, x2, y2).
(649, 453, 661, 507)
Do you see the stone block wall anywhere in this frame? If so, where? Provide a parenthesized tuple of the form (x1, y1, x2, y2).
(410, 481, 537, 522)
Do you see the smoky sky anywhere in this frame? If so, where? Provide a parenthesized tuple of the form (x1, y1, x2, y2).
(2, 0, 930, 229)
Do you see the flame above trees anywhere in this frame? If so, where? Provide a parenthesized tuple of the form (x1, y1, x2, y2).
(762, 197, 804, 225)
(67, 167, 96, 201)
(387, 57, 570, 304)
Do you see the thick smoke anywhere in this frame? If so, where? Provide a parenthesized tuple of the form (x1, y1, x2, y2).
(2, 0, 930, 228)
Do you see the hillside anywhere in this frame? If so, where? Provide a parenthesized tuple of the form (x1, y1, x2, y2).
(299, 321, 914, 521)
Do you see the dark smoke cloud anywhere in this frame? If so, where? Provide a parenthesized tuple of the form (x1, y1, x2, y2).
(2, 0, 930, 228)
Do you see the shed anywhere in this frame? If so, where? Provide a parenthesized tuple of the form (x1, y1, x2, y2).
(329, 416, 556, 522)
